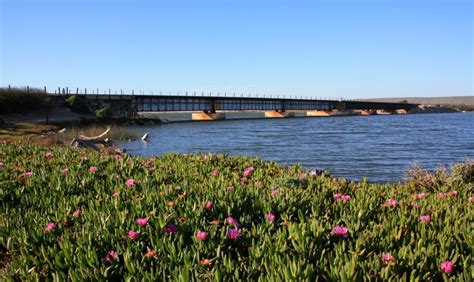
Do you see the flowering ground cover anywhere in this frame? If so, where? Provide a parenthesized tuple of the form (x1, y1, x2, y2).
(0, 143, 472, 280)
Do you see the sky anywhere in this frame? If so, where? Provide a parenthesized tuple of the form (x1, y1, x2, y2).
(0, 0, 472, 99)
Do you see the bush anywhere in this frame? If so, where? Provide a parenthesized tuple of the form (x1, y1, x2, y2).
(0, 87, 48, 114)
(65, 96, 89, 114)
(0, 118, 5, 128)
(96, 107, 112, 120)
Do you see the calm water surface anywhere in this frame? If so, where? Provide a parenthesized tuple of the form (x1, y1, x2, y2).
(120, 112, 474, 182)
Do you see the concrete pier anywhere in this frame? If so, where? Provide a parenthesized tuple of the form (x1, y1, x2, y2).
(191, 112, 226, 121)
(264, 111, 295, 118)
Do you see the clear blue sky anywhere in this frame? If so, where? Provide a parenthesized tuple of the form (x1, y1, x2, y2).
(1, 0, 472, 98)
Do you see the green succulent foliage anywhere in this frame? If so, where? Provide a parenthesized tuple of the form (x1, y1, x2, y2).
(0, 144, 472, 280)
(96, 108, 112, 121)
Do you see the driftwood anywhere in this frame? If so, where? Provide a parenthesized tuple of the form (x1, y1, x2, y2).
(70, 126, 113, 150)
(79, 126, 111, 140)
(141, 132, 149, 141)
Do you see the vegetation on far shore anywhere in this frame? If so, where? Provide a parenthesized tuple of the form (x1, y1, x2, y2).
(0, 144, 472, 280)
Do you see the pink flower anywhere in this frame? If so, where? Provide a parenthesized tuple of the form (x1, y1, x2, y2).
(72, 209, 81, 217)
(89, 166, 97, 173)
(387, 199, 397, 207)
(332, 177, 338, 183)
(203, 155, 209, 161)
(211, 169, 219, 176)
(112, 191, 120, 197)
(439, 192, 447, 199)
(225, 216, 239, 227)
(448, 191, 458, 196)
(204, 201, 213, 209)
(331, 226, 349, 238)
(227, 228, 241, 239)
(145, 248, 155, 258)
(440, 260, 454, 273)
(80, 156, 88, 161)
(411, 203, 420, 208)
(243, 166, 254, 178)
(44, 222, 57, 232)
(271, 189, 279, 196)
(136, 217, 148, 226)
(114, 154, 122, 160)
(333, 193, 342, 200)
(44, 151, 53, 158)
(299, 173, 307, 179)
(420, 215, 431, 223)
(266, 212, 276, 222)
(62, 167, 69, 174)
(25, 171, 33, 177)
(341, 195, 351, 202)
(125, 178, 136, 187)
(104, 250, 118, 262)
(195, 230, 208, 241)
(127, 230, 139, 240)
(309, 170, 317, 176)
(226, 185, 234, 192)
(416, 193, 426, 199)
(0, 162, 4, 169)
(164, 224, 178, 234)
(469, 196, 474, 202)
(381, 253, 395, 265)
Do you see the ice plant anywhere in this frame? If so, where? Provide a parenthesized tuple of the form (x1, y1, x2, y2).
(104, 250, 118, 262)
(204, 201, 213, 209)
(420, 215, 431, 223)
(226, 185, 234, 192)
(89, 166, 97, 173)
(271, 189, 279, 196)
(136, 217, 148, 226)
(145, 248, 155, 258)
(195, 230, 208, 241)
(0, 162, 4, 169)
(112, 191, 120, 197)
(127, 230, 139, 240)
(439, 192, 447, 199)
(227, 228, 241, 239)
(387, 198, 397, 207)
(448, 191, 458, 196)
(333, 193, 342, 200)
(114, 154, 122, 160)
(225, 216, 239, 227)
(25, 171, 33, 177)
(44, 151, 53, 158)
(211, 169, 219, 176)
(416, 193, 426, 199)
(44, 222, 57, 233)
(125, 178, 136, 187)
(381, 253, 395, 265)
(243, 166, 254, 178)
(164, 224, 178, 234)
(61, 167, 69, 174)
(72, 209, 81, 217)
(266, 212, 276, 222)
(331, 226, 349, 238)
(341, 195, 351, 202)
(440, 260, 454, 274)
(469, 196, 474, 202)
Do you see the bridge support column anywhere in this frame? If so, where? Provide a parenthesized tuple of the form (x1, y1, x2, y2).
(306, 110, 357, 117)
(264, 111, 295, 118)
(354, 110, 377, 116)
(192, 112, 226, 121)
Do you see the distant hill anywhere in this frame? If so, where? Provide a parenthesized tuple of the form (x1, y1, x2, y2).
(366, 96, 474, 106)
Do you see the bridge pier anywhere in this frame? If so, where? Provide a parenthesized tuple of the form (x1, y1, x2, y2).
(264, 111, 295, 118)
(191, 112, 226, 121)
(306, 110, 358, 117)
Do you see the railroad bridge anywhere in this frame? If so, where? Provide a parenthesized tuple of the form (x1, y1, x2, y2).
(51, 92, 418, 120)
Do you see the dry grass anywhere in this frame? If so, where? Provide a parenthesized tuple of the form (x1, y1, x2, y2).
(0, 123, 137, 146)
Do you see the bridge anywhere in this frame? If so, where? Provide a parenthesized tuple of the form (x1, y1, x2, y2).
(49, 90, 418, 120)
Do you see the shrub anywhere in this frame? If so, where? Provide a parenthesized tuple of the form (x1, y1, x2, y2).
(0, 87, 48, 114)
(65, 96, 89, 114)
(96, 107, 112, 120)
(0, 118, 5, 128)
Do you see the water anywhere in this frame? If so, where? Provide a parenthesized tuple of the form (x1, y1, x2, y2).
(120, 112, 474, 182)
